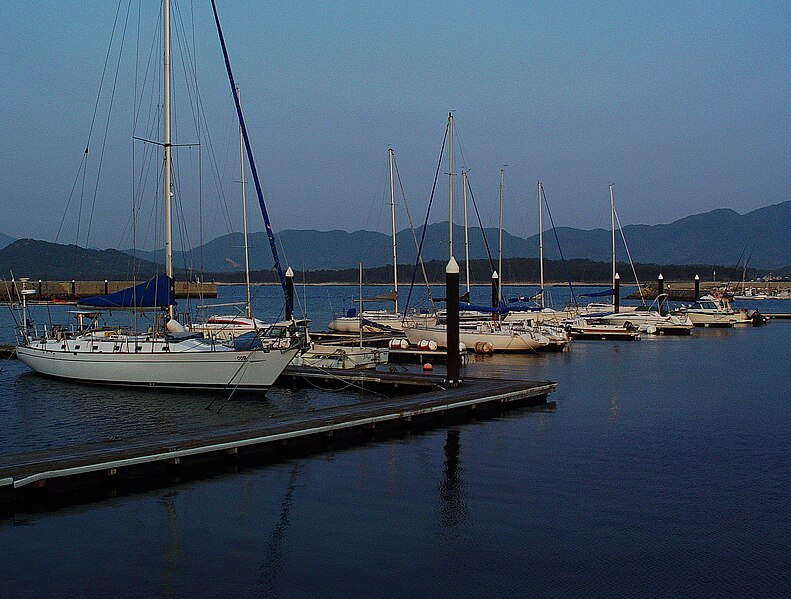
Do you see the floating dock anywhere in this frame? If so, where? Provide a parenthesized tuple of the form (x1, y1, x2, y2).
(0, 372, 555, 513)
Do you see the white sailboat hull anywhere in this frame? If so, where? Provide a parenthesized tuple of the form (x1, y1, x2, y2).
(328, 312, 436, 333)
(405, 324, 553, 352)
(17, 340, 299, 391)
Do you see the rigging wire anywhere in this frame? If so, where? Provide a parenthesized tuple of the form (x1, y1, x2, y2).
(84, 0, 135, 251)
(540, 185, 578, 307)
(465, 176, 496, 274)
(613, 205, 645, 305)
(403, 121, 448, 317)
(393, 154, 433, 305)
(54, 0, 126, 273)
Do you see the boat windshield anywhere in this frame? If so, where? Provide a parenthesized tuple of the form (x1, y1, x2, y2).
(696, 301, 718, 310)
(261, 325, 291, 339)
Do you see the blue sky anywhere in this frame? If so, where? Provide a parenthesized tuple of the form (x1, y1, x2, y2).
(1, 1, 789, 250)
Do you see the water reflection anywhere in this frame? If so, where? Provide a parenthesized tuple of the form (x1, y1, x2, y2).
(439, 429, 466, 530)
(609, 390, 620, 422)
(161, 492, 180, 599)
(257, 465, 302, 595)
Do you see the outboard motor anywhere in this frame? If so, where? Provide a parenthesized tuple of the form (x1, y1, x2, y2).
(749, 310, 767, 326)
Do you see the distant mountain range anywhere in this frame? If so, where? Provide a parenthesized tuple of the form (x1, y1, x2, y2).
(130, 200, 791, 271)
(0, 201, 788, 281)
(0, 239, 165, 281)
(0, 232, 14, 251)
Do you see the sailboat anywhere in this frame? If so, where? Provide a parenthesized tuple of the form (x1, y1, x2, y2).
(404, 132, 567, 353)
(733, 260, 768, 300)
(566, 185, 692, 335)
(328, 147, 434, 333)
(14, 1, 301, 391)
(505, 180, 580, 325)
(189, 85, 271, 343)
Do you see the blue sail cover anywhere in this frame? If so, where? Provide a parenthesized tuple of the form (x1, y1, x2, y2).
(459, 301, 510, 315)
(79, 275, 175, 309)
(580, 288, 615, 298)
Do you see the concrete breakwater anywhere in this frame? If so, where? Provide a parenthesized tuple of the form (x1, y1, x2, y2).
(627, 282, 791, 301)
(0, 280, 216, 302)
(627, 286, 699, 301)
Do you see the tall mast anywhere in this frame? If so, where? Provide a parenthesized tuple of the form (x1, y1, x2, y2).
(462, 169, 470, 295)
(609, 183, 616, 292)
(239, 85, 251, 319)
(163, 0, 173, 317)
(498, 167, 505, 298)
(448, 111, 454, 260)
(538, 180, 545, 308)
(388, 147, 398, 314)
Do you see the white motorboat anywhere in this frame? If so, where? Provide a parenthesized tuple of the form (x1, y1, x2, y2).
(291, 344, 389, 370)
(566, 317, 641, 340)
(674, 294, 751, 327)
(597, 295, 694, 335)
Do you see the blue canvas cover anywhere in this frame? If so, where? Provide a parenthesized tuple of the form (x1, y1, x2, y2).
(459, 301, 510, 315)
(78, 275, 175, 309)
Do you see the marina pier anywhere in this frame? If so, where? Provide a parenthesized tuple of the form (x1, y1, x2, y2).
(0, 373, 555, 512)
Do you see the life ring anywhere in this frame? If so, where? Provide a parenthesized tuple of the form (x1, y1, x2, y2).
(712, 291, 721, 298)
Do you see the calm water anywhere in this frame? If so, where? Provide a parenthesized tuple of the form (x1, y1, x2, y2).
(0, 286, 789, 598)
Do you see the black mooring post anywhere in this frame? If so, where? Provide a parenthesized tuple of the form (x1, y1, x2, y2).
(614, 272, 620, 313)
(694, 274, 700, 302)
(285, 267, 294, 320)
(491, 270, 499, 308)
(446, 257, 461, 387)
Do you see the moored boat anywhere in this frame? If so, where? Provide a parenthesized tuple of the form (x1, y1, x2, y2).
(14, 2, 303, 391)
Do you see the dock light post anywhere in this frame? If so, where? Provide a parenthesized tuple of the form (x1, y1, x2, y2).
(614, 273, 620, 313)
(38, 280, 42, 295)
(285, 267, 294, 320)
(104, 279, 109, 295)
(70, 279, 76, 296)
(446, 256, 461, 387)
(491, 270, 499, 310)
(694, 274, 700, 302)
(657, 274, 664, 309)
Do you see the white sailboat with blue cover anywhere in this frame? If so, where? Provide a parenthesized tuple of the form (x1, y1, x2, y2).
(15, 1, 301, 391)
